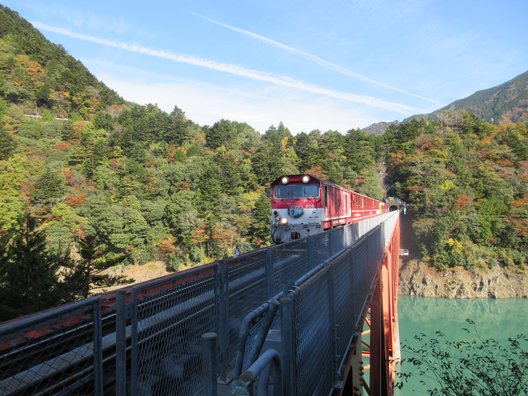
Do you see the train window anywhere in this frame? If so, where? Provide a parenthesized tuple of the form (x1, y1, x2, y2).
(274, 184, 320, 199)
(324, 186, 328, 207)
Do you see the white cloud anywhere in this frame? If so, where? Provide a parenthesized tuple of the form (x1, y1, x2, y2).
(18, 3, 132, 35)
(32, 21, 426, 115)
(98, 73, 381, 133)
(198, 14, 441, 105)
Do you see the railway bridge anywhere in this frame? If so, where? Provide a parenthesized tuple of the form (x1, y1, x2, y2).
(0, 211, 401, 395)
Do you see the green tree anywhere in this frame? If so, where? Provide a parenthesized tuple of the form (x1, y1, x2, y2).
(294, 131, 321, 172)
(31, 166, 67, 207)
(0, 216, 74, 321)
(0, 154, 27, 235)
(62, 233, 129, 299)
(0, 123, 16, 160)
(247, 193, 271, 247)
(166, 105, 190, 146)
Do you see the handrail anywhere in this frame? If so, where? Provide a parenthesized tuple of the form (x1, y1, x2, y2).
(232, 349, 282, 396)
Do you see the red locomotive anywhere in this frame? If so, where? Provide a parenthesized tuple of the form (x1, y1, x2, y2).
(270, 174, 387, 243)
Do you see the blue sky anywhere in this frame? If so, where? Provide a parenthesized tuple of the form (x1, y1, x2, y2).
(4, 0, 528, 133)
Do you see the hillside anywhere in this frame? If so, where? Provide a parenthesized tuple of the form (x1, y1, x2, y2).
(361, 120, 399, 135)
(0, 6, 386, 321)
(1, 5, 526, 322)
(428, 70, 528, 123)
(384, 115, 527, 271)
(0, 5, 122, 118)
(363, 70, 528, 134)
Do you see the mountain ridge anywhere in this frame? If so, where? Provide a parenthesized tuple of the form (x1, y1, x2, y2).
(363, 70, 528, 134)
(0, 5, 122, 118)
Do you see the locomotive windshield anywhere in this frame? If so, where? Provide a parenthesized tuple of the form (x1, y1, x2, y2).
(274, 184, 319, 199)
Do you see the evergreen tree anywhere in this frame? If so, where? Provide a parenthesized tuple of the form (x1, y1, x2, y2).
(167, 106, 190, 146)
(31, 167, 67, 206)
(0, 124, 16, 160)
(0, 216, 73, 321)
(248, 193, 271, 247)
(62, 233, 129, 299)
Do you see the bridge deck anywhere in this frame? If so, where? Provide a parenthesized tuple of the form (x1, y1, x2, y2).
(0, 212, 400, 396)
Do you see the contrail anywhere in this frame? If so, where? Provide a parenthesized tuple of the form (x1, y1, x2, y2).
(33, 21, 426, 114)
(199, 15, 440, 105)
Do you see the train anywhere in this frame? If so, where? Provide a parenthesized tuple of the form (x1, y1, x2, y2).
(270, 174, 387, 243)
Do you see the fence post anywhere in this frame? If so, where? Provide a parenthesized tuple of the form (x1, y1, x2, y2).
(216, 261, 229, 382)
(266, 248, 274, 298)
(130, 289, 138, 396)
(280, 294, 295, 395)
(328, 267, 339, 383)
(202, 332, 218, 396)
(116, 290, 127, 395)
(92, 297, 103, 396)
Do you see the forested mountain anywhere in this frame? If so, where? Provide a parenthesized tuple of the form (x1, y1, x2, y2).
(0, 6, 122, 118)
(0, 7, 384, 320)
(363, 70, 528, 134)
(385, 113, 527, 269)
(426, 70, 528, 123)
(405, 71, 528, 122)
(361, 120, 399, 136)
(1, 5, 526, 321)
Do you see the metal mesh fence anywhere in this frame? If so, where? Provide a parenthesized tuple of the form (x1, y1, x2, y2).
(0, 212, 400, 396)
(226, 250, 268, 359)
(351, 237, 370, 322)
(0, 297, 102, 395)
(368, 227, 384, 290)
(282, 222, 392, 395)
(307, 231, 330, 268)
(342, 224, 354, 249)
(131, 265, 217, 396)
(292, 271, 334, 396)
(271, 239, 308, 296)
(332, 250, 358, 366)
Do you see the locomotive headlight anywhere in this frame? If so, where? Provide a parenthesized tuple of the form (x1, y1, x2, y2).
(302, 175, 310, 183)
(280, 218, 288, 225)
(281, 176, 289, 184)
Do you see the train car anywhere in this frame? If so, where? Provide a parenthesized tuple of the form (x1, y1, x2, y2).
(270, 174, 387, 243)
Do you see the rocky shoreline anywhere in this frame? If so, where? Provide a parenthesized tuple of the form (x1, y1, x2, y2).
(399, 259, 528, 299)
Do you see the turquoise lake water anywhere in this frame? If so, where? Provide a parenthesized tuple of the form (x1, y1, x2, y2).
(396, 296, 528, 395)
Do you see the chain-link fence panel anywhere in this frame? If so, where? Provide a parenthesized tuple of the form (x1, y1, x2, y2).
(130, 265, 217, 395)
(342, 223, 356, 249)
(329, 226, 344, 254)
(0, 297, 103, 395)
(351, 237, 370, 323)
(225, 250, 268, 360)
(0, 212, 399, 396)
(332, 250, 358, 368)
(271, 239, 308, 296)
(291, 271, 334, 396)
(367, 227, 383, 289)
(306, 231, 330, 269)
